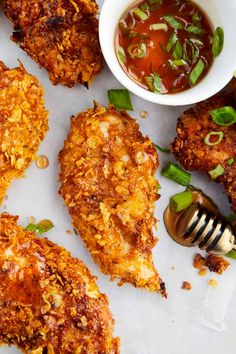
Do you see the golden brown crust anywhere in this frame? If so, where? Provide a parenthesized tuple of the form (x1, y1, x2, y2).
(206, 255, 230, 275)
(59, 104, 166, 296)
(0, 213, 119, 353)
(171, 92, 236, 211)
(3, 0, 103, 87)
(0, 61, 48, 203)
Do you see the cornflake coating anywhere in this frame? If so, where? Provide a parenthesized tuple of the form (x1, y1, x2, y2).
(3, 0, 103, 87)
(0, 61, 48, 203)
(171, 93, 236, 211)
(0, 213, 119, 353)
(59, 104, 166, 296)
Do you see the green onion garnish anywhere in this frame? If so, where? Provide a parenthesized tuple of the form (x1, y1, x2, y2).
(227, 157, 235, 166)
(166, 32, 178, 52)
(140, 2, 150, 10)
(186, 25, 205, 35)
(162, 162, 191, 186)
(173, 41, 183, 60)
(170, 191, 194, 213)
(170, 59, 187, 69)
(192, 11, 201, 24)
(208, 164, 225, 179)
(189, 58, 205, 85)
(108, 89, 133, 111)
(212, 27, 224, 57)
(153, 73, 166, 94)
(127, 43, 147, 59)
(164, 15, 183, 29)
(133, 8, 149, 21)
(225, 250, 236, 260)
(117, 47, 126, 64)
(204, 131, 224, 146)
(149, 23, 168, 31)
(154, 143, 170, 153)
(210, 106, 236, 126)
(25, 219, 54, 235)
(148, 0, 162, 3)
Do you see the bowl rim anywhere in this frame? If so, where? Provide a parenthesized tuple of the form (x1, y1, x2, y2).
(99, 0, 236, 106)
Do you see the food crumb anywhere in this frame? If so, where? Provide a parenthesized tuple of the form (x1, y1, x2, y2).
(28, 216, 36, 224)
(171, 266, 176, 271)
(206, 254, 230, 275)
(198, 268, 207, 277)
(193, 253, 207, 269)
(209, 279, 218, 288)
(36, 155, 49, 169)
(66, 230, 72, 235)
(181, 281, 192, 291)
(140, 111, 148, 119)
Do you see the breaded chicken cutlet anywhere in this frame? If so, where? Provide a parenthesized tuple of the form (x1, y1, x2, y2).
(0, 213, 119, 353)
(0, 61, 48, 204)
(171, 91, 236, 211)
(59, 104, 166, 296)
(3, 0, 103, 87)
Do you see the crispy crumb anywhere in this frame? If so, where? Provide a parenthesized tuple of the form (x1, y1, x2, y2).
(182, 281, 192, 291)
(209, 279, 218, 288)
(198, 268, 207, 277)
(193, 253, 207, 269)
(66, 230, 72, 235)
(206, 255, 230, 275)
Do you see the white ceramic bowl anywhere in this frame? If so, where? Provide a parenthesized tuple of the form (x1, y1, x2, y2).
(99, 0, 236, 106)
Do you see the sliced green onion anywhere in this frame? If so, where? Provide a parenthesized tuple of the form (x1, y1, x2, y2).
(210, 106, 236, 126)
(170, 191, 194, 213)
(164, 15, 183, 29)
(145, 75, 154, 90)
(173, 41, 183, 60)
(117, 47, 126, 64)
(148, 0, 162, 3)
(154, 143, 170, 153)
(189, 58, 205, 85)
(150, 23, 168, 31)
(186, 25, 205, 35)
(170, 59, 187, 69)
(127, 43, 147, 59)
(153, 73, 166, 94)
(208, 164, 225, 179)
(192, 11, 201, 24)
(140, 2, 150, 10)
(25, 219, 54, 235)
(204, 131, 224, 146)
(133, 8, 149, 21)
(108, 89, 133, 111)
(227, 157, 235, 166)
(212, 27, 224, 57)
(225, 250, 236, 260)
(166, 32, 178, 52)
(157, 182, 162, 190)
(162, 162, 191, 186)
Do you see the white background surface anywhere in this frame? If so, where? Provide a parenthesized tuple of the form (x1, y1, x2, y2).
(0, 2, 236, 353)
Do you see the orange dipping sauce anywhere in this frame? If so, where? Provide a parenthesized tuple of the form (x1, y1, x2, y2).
(115, 0, 214, 94)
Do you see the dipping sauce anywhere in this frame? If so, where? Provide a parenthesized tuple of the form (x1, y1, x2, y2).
(115, 0, 214, 94)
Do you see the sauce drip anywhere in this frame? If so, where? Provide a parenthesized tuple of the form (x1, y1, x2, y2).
(164, 188, 220, 247)
(116, 0, 214, 94)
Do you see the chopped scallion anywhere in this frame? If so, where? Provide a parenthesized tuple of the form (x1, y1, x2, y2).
(173, 41, 183, 60)
(210, 106, 236, 126)
(170, 59, 187, 69)
(166, 32, 178, 52)
(189, 58, 205, 85)
(148, 0, 162, 3)
(108, 89, 133, 111)
(150, 23, 168, 31)
(140, 2, 150, 10)
(162, 162, 191, 186)
(186, 25, 205, 35)
(227, 157, 235, 166)
(25, 219, 54, 235)
(154, 143, 170, 153)
(212, 27, 224, 57)
(164, 15, 183, 29)
(127, 43, 147, 59)
(170, 191, 194, 213)
(117, 47, 126, 64)
(225, 250, 236, 260)
(153, 73, 167, 94)
(204, 131, 224, 146)
(133, 8, 149, 21)
(208, 164, 225, 179)
(192, 11, 201, 24)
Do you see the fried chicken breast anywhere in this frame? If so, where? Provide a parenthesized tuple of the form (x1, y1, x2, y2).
(0, 213, 119, 353)
(0, 61, 48, 204)
(171, 92, 236, 211)
(3, 0, 103, 87)
(59, 104, 166, 296)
